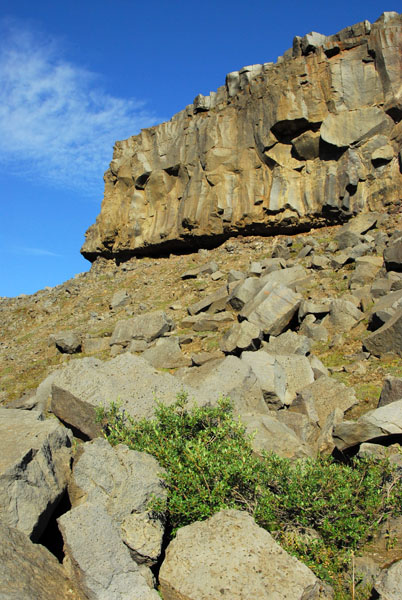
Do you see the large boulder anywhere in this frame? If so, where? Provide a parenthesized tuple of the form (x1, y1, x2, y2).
(159, 509, 330, 600)
(373, 559, 402, 600)
(0, 408, 72, 541)
(45, 353, 203, 438)
(0, 522, 86, 600)
(363, 308, 402, 356)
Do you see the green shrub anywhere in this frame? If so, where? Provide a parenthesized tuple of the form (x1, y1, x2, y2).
(96, 395, 402, 596)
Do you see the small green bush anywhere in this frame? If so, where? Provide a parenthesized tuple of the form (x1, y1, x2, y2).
(97, 395, 402, 596)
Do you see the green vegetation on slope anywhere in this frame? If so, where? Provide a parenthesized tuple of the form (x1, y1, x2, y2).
(97, 396, 402, 597)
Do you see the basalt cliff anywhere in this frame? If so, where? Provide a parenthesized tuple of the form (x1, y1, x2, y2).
(81, 12, 402, 263)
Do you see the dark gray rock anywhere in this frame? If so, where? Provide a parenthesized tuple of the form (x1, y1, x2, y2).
(364, 308, 402, 356)
(378, 376, 402, 407)
(246, 285, 302, 337)
(181, 261, 218, 279)
(384, 239, 402, 272)
(187, 286, 229, 315)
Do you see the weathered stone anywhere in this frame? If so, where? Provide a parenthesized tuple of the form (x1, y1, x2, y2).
(263, 330, 312, 355)
(298, 299, 331, 320)
(373, 559, 402, 599)
(68, 438, 166, 567)
(363, 308, 402, 356)
(378, 376, 402, 407)
(241, 350, 286, 407)
(58, 502, 159, 600)
(159, 509, 329, 600)
(182, 311, 234, 331)
(179, 355, 268, 417)
(384, 239, 402, 272)
(0, 522, 86, 600)
(48, 353, 204, 438)
(293, 376, 357, 429)
(300, 314, 329, 342)
(187, 286, 229, 315)
(80, 17, 402, 265)
(332, 421, 384, 451)
(273, 354, 315, 405)
(0, 408, 72, 541)
(220, 321, 262, 354)
(110, 310, 174, 348)
(52, 331, 81, 354)
(180, 261, 218, 279)
(141, 337, 192, 368)
(242, 413, 313, 459)
(360, 399, 402, 434)
(109, 289, 130, 309)
(229, 277, 261, 310)
(246, 285, 302, 336)
(326, 299, 363, 330)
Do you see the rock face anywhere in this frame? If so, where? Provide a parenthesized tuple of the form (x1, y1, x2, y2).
(82, 13, 402, 263)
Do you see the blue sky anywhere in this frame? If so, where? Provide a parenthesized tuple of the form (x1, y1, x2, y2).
(0, 0, 399, 297)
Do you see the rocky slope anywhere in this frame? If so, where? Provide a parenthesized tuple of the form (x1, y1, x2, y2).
(1, 11, 402, 600)
(81, 12, 401, 262)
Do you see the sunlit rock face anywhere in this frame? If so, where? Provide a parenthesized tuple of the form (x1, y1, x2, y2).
(81, 12, 402, 263)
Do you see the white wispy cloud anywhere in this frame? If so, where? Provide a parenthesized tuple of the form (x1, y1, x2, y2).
(11, 245, 63, 257)
(0, 20, 160, 193)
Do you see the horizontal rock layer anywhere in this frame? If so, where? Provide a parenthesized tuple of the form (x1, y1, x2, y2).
(82, 13, 402, 262)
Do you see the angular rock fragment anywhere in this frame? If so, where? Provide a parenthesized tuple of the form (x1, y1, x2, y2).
(363, 308, 402, 356)
(141, 337, 192, 369)
(246, 285, 302, 336)
(220, 321, 262, 354)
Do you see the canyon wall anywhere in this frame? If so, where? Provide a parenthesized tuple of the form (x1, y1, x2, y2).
(81, 12, 402, 262)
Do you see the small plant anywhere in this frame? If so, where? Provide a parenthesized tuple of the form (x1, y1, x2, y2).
(97, 395, 402, 597)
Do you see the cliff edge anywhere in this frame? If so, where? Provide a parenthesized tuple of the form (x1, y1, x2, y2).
(81, 12, 402, 263)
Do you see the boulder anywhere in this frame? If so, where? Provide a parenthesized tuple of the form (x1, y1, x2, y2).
(373, 559, 402, 600)
(109, 289, 130, 309)
(246, 285, 302, 336)
(241, 414, 313, 459)
(52, 331, 81, 354)
(263, 330, 312, 355)
(360, 399, 402, 434)
(292, 376, 357, 429)
(378, 376, 402, 407)
(320, 107, 391, 148)
(68, 439, 166, 567)
(0, 408, 72, 541)
(47, 353, 203, 438)
(141, 337, 192, 368)
(159, 509, 329, 600)
(241, 350, 286, 407)
(0, 522, 86, 600)
(272, 354, 315, 406)
(187, 286, 229, 315)
(326, 299, 363, 331)
(384, 239, 402, 272)
(363, 308, 402, 356)
(110, 310, 174, 348)
(229, 277, 261, 310)
(220, 321, 262, 354)
(182, 311, 234, 331)
(58, 503, 159, 600)
(180, 261, 218, 279)
(180, 355, 268, 417)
